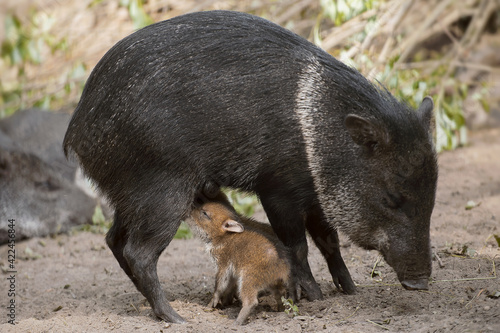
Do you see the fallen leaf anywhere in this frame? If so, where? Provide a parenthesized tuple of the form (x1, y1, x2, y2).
(493, 234, 500, 247)
(465, 200, 481, 210)
(487, 291, 500, 299)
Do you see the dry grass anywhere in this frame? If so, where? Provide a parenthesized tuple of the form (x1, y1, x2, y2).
(0, 0, 497, 113)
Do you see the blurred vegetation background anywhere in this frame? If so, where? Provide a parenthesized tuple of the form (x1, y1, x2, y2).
(1, 0, 499, 153)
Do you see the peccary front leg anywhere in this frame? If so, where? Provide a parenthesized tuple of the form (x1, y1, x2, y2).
(305, 206, 356, 294)
(260, 195, 323, 301)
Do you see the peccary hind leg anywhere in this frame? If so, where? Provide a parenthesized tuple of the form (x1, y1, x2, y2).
(106, 211, 141, 292)
(106, 207, 186, 323)
(306, 206, 356, 294)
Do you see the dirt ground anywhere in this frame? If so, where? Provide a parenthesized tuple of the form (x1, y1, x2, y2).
(1, 128, 499, 333)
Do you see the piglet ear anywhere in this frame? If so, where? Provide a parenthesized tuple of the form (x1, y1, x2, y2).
(345, 114, 388, 147)
(223, 220, 244, 233)
(418, 96, 434, 127)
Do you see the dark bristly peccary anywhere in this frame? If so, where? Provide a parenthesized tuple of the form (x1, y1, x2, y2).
(63, 10, 438, 323)
(189, 192, 297, 325)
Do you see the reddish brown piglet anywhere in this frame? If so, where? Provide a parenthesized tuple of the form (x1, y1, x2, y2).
(190, 197, 296, 325)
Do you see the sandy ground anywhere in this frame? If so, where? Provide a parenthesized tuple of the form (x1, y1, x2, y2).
(1, 128, 499, 333)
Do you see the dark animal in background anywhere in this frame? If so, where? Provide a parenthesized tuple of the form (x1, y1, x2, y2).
(0, 109, 96, 244)
(188, 192, 296, 325)
(0, 109, 77, 181)
(63, 10, 438, 323)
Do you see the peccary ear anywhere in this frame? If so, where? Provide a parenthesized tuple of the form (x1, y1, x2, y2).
(345, 114, 388, 148)
(223, 220, 244, 233)
(418, 96, 434, 127)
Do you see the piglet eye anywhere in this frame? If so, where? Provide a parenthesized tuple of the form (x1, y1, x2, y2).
(201, 210, 210, 219)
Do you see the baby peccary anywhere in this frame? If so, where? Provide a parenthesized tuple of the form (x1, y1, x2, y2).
(190, 197, 296, 325)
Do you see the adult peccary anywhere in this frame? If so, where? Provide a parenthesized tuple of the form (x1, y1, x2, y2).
(63, 10, 438, 323)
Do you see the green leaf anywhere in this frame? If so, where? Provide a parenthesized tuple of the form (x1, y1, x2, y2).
(92, 205, 106, 225)
(465, 200, 480, 210)
(478, 95, 491, 113)
(27, 39, 42, 63)
(281, 296, 300, 317)
(174, 222, 192, 239)
(128, 0, 154, 30)
(493, 234, 500, 247)
(226, 189, 259, 217)
(89, 0, 106, 8)
(34, 95, 51, 109)
(70, 62, 86, 79)
(11, 47, 23, 64)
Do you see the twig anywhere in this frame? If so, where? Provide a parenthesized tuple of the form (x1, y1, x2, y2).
(130, 302, 140, 314)
(439, 0, 498, 86)
(393, 0, 455, 65)
(465, 288, 485, 308)
(321, 3, 390, 50)
(370, 255, 383, 279)
(367, 0, 414, 78)
(356, 282, 401, 288)
(358, 264, 497, 288)
(385, 4, 476, 78)
(1, 77, 86, 110)
(431, 276, 498, 283)
(321, 22, 367, 50)
(335, 306, 360, 324)
(275, 0, 316, 25)
(360, 0, 403, 52)
(460, 0, 496, 50)
(489, 255, 497, 277)
(115, 291, 142, 298)
(451, 61, 500, 74)
(366, 319, 390, 330)
(187, 0, 220, 13)
(434, 251, 445, 268)
(395, 59, 450, 73)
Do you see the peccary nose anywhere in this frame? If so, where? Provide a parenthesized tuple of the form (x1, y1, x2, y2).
(401, 278, 429, 290)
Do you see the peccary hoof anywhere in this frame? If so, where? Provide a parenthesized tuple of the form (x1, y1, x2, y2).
(401, 279, 429, 290)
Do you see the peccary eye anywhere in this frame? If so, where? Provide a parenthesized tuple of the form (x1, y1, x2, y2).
(384, 192, 403, 209)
